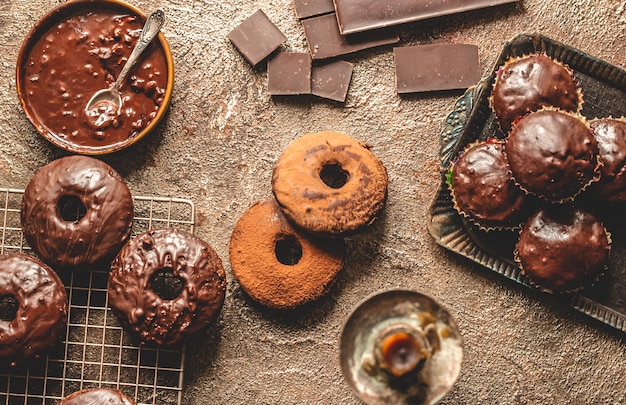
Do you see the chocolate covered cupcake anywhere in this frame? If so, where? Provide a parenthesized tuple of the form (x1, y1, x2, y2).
(448, 139, 528, 230)
(504, 109, 600, 202)
(588, 117, 626, 205)
(490, 54, 582, 131)
(515, 206, 610, 293)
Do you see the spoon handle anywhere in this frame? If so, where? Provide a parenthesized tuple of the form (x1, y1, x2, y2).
(112, 8, 165, 93)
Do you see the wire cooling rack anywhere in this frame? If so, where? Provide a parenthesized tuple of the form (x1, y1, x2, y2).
(0, 188, 194, 405)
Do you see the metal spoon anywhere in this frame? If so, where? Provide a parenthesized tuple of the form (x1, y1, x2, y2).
(85, 8, 165, 116)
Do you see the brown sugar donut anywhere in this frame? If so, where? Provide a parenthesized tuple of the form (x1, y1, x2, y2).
(108, 228, 226, 346)
(229, 199, 345, 309)
(272, 131, 388, 238)
(59, 388, 136, 405)
(0, 253, 68, 369)
(21, 155, 134, 268)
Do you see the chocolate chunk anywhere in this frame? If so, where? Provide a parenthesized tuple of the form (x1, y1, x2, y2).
(393, 44, 481, 93)
(311, 60, 354, 102)
(302, 13, 399, 60)
(292, 0, 335, 19)
(227, 9, 287, 66)
(334, 0, 519, 35)
(268, 52, 312, 95)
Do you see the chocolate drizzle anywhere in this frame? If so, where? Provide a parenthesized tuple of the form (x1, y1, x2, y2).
(21, 155, 134, 268)
(108, 228, 226, 346)
(0, 254, 68, 369)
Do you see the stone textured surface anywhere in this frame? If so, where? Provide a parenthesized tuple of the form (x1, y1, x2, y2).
(1, 0, 625, 404)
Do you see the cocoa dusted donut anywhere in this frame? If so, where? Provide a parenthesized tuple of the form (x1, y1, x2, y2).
(21, 155, 133, 268)
(108, 228, 226, 346)
(0, 253, 67, 369)
(272, 131, 388, 238)
(229, 199, 345, 309)
(59, 388, 136, 405)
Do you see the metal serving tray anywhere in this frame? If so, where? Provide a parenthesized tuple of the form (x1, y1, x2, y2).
(428, 33, 626, 333)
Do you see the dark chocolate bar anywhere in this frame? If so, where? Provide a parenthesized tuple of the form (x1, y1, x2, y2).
(302, 13, 399, 60)
(311, 60, 354, 102)
(334, 0, 519, 34)
(394, 44, 481, 93)
(292, 0, 335, 19)
(227, 9, 287, 66)
(267, 52, 312, 95)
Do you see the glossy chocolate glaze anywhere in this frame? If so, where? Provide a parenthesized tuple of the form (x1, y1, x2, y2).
(21, 8, 168, 150)
(21, 155, 134, 268)
(0, 253, 67, 369)
(451, 140, 527, 229)
(60, 388, 136, 405)
(589, 118, 626, 205)
(515, 206, 610, 293)
(505, 110, 599, 202)
(108, 228, 226, 346)
(491, 54, 580, 131)
(229, 199, 345, 309)
(272, 131, 388, 238)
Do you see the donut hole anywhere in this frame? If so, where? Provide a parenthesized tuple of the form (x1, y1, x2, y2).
(58, 194, 87, 222)
(0, 295, 18, 322)
(150, 268, 184, 300)
(320, 162, 349, 189)
(275, 235, 303, 266)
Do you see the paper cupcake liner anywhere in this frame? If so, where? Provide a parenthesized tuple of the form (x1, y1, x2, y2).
(447, 139, 528, 232)
(489, 52, 584, 134)
(513, 218, 612, 295)
(504, 107, 602, 204)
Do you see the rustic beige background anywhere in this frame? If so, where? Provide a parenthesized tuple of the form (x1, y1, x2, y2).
(1, 0, 625, 403)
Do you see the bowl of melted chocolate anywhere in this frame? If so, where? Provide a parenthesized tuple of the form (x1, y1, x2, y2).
(16, 0, 174, 155)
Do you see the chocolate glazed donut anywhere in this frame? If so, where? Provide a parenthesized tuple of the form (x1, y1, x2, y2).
(60, 388, 136, 405)
(272, 131, 388, 238)
(21, 155, 134, 268)
(0, 253, 68, 369)
(108, 228, 226, 346)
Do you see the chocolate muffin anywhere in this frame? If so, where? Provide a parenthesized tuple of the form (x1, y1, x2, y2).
(490, 54, 581, 131)
(448, 139, 528, 230)
(588, 117, 626, 205)
(504, 109, 600, 202)
(515, 206, 610, 293)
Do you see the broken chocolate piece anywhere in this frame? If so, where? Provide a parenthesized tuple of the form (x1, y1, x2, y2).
(227, 9, 287, 66)
(292, 0, 335, 19)
(334, 0, 519, 35)
(302, 13, 399, 60)
(311, 60, 354, 102)
(268, 52, 312, 95)
(394, 44, 481, 94)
